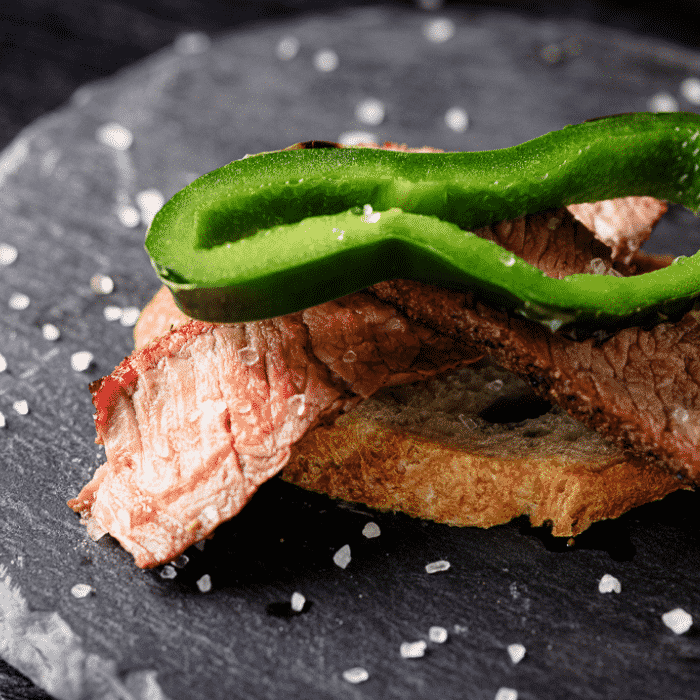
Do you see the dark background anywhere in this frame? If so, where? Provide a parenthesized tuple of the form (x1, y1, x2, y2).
(3, 0, 700, 151)
(2, 1, 700, 698)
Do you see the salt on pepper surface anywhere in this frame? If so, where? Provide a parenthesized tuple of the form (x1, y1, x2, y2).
(136, 189, 165, 226)
(662, 608, 693, 634)
(425, 560, 450, 574)
(598, 573, 622, 594)
(342, 667, 369, 684)
(333, 544, 351, 569)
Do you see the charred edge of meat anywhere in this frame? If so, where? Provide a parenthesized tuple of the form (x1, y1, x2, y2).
(284, 140, 342, 150)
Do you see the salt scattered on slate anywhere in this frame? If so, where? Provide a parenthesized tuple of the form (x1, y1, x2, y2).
(0, 243, 18, 265)
(160, 565, 177, 580)
(313, 49, 339, 72)
(96, 122, 133, 151)
(423, 17, 455, 43)
(0, 353, 7, 372)
(291, 591, 306, 612)
(495, 688, 518, 700)
(342, 667, 369, 684)
(507, 643, 526, 664)
(41, 323, 61, 341)
(71, 351, 94, 372)
(276, 36, 300, 61)
(648, 92, 679, 113)
(355, 98, 385, 126)
(70, 583, 95, 598)
(103, 306, 123, 322)
(116, 204, 141, 228)
(136, 189, 165, 226)
(196, 574, 212, 593)
(445, 106, 469, 132)
(333, 544, 351, 569)
(662, 607, 693, 634)
(0, 412, 6, 428)
(680, 77, 700, 104)
(362, 521, 381, 538)
(425, 559, 450, 574)
(8, 293, 30, 310)
(120, 306, 140, 327)
(598, 573, 622, 594)
(13, 400, 28, 415)
(400, 640, 427, 658)
(428, 626, 448, 643)
(90, 273, 114, 294)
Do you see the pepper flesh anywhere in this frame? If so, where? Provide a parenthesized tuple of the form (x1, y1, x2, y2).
(145, 112, 700, 328)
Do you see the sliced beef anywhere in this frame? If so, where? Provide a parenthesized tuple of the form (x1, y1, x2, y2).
(69, 294, 480, 568)
(368, 278, 700, 483)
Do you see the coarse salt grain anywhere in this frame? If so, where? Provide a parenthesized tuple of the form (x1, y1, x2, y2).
(71, 351, 94, 372)
(428, 626, 448, 643)
(120, 307, 140, 327)
(400, 640, 427, 658)
(342, 667, 369, 684)
(70, 583, 95, 598)
(425, 560, 450, 574)
(338, 130, 378, 146)
(0, 353, 6, 372)
(172, 554, 189, 568)
(0, 243, 18, 266)
(495, 688, 518, 700)
(9, 293, 30, 310)
(333, 544, 351, 569)
(276, 36, 300, 61)
(598, 573, 621, 594)
(362, 521, 381, 538)
(662, 607, 693, 634)
(355, 98, 385, 126)
(116, 205, 141, 228)
(90, 273, 114, 294)
(313, 49, 339, 72)
(0, 412, 5, 428)
(13, 400, 28, 415)
(291, 591, 306, 612)
(680, 77, 700, 104)
(423, 17, 455, 43)
(648, 92, 679, 113)
(445, 107, 469, 132)
(507, 643, 526, 664)
(136, 189, 165, 226)
(160, 565, 177, 580)
(96, 122, 133, 151)
(41, 324, 61, 341)
(196, 574, 212, 593)
(103, 306, 123, 322)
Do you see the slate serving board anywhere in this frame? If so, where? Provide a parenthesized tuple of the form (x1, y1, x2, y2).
(1, 5, 700, 699)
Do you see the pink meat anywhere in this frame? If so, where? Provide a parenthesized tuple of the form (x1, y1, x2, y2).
(68, 294, 479, 568)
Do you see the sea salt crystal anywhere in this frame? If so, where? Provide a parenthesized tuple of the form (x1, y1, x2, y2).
(0, 412, 6, 428)
(276, 35, 300, 61)
(196, 574, 212, 593)
(71, 351, 94, 372)
(0, 243, 18, 266)
(495, 688, 518, 700)
(428, 626, 448, 643)
(338, 130, 377, 146)
(662, 607, 693, 634)
(136, 189, 165, 226)
(9, 293, 30, 310)
(648, 92, 679, 113)
(96, 122, 133, 151)
(172, 554, 189, 568)
(41, 323, 61, 341)
(425, 560, 450, 574)
(333, 544, 351, 569)
(120, 306, 140, 327)
(680, 77, 700, 104)
(598, 573, 621, 594)
(90, 273, 114, 294)
(116, 205, 141, 228)
(362, 522, 381, 538)
(103, 305, 123, 322)
(355, 98, 385, 126)
(13, 400, 28, 415)
(70, 583, 95, 598)
(400, 640, 427, 658)
(313, 49, 339, 72)
(159, 565, 177, 580)
(445, 107, 469, 132)
(291, 591, 306, 612)
(342, 667, 369, 684)
(0, 353, 7, 372)
(423, 17, 455, 43)
(507, 643, 526, 664)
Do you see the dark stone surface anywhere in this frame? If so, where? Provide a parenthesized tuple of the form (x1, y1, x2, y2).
(1, 3, 700, 699)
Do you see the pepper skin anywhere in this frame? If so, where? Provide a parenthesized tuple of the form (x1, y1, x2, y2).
(145, 112, 700, 330)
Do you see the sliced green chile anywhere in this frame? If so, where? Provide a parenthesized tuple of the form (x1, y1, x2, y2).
(146, 111, 700, 328)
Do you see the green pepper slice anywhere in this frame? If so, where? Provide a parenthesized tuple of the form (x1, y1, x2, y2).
(145, 112, 700, 330)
